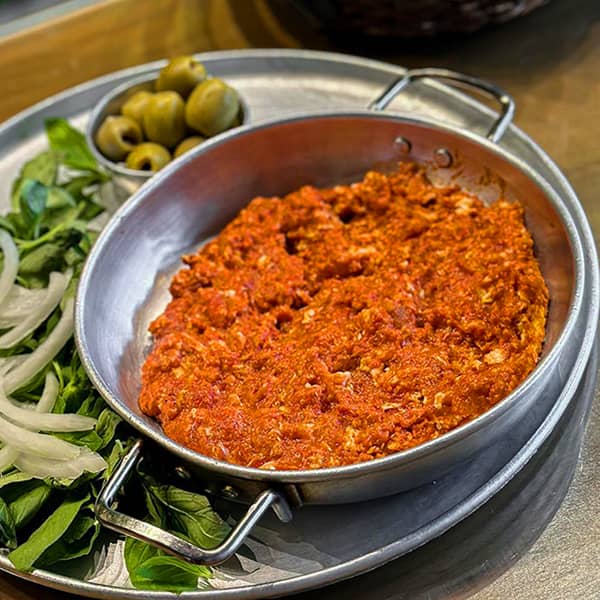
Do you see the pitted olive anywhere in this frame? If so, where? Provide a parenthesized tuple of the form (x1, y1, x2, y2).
(95, 115, 143, 161)
(156, 56, 207, 97)
(125, 143, 171, 172)
(185, 79, 240, 137)
(143, 91, 186, 148)
(121, 90, 153, 126)
(173, 136, 205, 158)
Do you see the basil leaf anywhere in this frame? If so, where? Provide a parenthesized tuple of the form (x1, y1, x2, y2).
(103, 439, 129, 480)
(63, 174, 102, 199)
(19, 179, 48, 237)
(0, 496, 17, 549)
(22, 151, 57, 186)
(45, 118, 98, 173)
(5, 481, 52, 529)
(36, 513, 100, 567)
(47, 186, 76, 209)
(11, 152, 57, 212)
(18, 243, 65, 281)
(0, 215, 17, 235)
(0, 471, 33, 489)
(55, 429, 103, 451)
(137, 555, 211, 580)
(146, 485, 231, 549)
(94, 409, 122, 451)
(124, 536, 158, 574)
(40, 205, 80, 232)
(7, 494, 89, 571)
(124, 538, 211, 593)
(0, 472, 33, 489)
(133, 555, 211, 592)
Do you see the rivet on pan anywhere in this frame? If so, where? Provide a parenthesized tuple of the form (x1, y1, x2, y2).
(174, 466, 191, 480)
(434, 148, 453, 168)
(221, 485, 239, 499)
(394, 136, 411, 154)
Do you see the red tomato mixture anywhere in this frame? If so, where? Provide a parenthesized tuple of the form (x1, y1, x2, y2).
(139, 163, 548, 470)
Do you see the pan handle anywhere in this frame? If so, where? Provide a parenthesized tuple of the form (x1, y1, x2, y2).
(369, 68, 515, 143)
(95, 439, 293, 566)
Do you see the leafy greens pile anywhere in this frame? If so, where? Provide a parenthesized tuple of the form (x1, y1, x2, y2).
(0, 119, 230, 591)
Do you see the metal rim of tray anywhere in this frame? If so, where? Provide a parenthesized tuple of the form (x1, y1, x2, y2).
(0, 49, 598, 599)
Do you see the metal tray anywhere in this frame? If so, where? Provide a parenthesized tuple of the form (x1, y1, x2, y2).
(0, 49, 597, 599)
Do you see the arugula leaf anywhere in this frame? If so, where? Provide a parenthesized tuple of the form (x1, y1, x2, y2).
(7, 494, 89, 571)
(45, 118, 99, 173)
(0, 496, 17, 549)
(124, 537, 211, 593)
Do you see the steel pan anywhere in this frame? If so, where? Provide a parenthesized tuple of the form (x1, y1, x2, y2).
(75, 69, 587, 565)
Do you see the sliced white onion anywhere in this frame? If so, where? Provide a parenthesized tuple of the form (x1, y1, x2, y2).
(4, 298, 74, 395)
(0, 413, 81, 460)
(0, 386, 95, 432)
(0, 271, 71, 349)
(0, 356, 27, 377)
(0, 446, 17, 472)
(37, 371, 59, 413)
(14, 446, 107, 479)
(0, 372, 59, 470)
(0, 286, 47, 328)
(86, 211, 111, 233)
(0, 230, 19, 307)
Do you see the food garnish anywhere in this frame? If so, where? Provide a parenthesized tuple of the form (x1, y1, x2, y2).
(94, 56, 242, 172)
(0, 119, 229, 590)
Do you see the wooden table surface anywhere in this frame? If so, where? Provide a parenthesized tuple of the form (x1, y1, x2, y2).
(0, 0, 598, 598)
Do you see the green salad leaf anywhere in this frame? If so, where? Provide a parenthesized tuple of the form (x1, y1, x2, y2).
(0, 118, 232, 591)
(36, 510, 100, 567)
(145, 483, 231, 550)
(45, 118, 102, 174)
(124, 541, 212, 593)
(123, 478, 225, 592)
(7, 494, 89, 571)
(0, 496, 17, 550)
(5, 481, 52, 530)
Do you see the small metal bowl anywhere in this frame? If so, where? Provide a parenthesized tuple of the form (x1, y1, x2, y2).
(86, 72, 249, 190)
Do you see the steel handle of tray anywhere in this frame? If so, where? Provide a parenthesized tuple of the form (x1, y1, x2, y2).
(369, 68, 515, 143)
(95, 439, 293, 566)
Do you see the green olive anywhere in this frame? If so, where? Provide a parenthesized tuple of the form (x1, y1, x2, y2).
(95, 115, 142, 161)
(156, 56, 207, 97)
(125, 143, 171, 172)
(173, 136, 205, 158)
(121, 90, 153, 126)
(185, 79, 240, 137)
(143, 91, 186, 148)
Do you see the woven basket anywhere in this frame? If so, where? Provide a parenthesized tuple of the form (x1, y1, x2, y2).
(294, 0, 549, 37)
